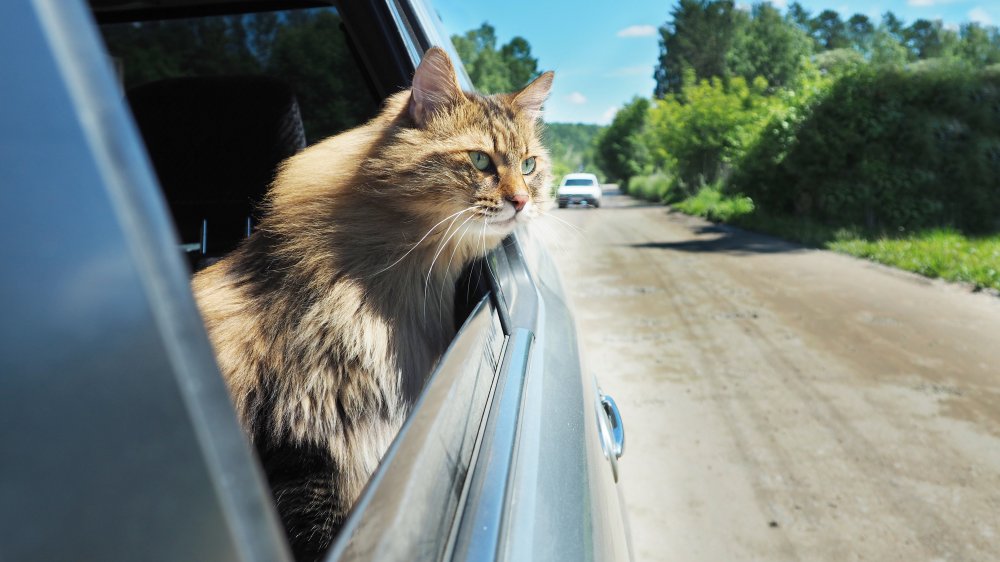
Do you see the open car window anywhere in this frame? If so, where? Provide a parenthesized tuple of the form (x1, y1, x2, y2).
(98, 8, 382, 267)
(90, 2, 508, 557)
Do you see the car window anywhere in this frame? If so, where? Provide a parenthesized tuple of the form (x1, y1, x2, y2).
(564, 178, 595, 186)
(92, 6, 502, 558)
(100, 8, 379, 143)
(98, 8, 381, 264)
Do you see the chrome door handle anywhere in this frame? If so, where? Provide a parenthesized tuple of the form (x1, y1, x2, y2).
(596, 389, 625, 482)
(600, 394, 625, 460)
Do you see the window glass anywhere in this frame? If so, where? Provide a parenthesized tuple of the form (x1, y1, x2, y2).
(564, 178, 596, 186)
(100, 8, 379, 142)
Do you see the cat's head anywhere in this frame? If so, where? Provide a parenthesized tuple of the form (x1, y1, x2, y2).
(372, 47, 554, 250)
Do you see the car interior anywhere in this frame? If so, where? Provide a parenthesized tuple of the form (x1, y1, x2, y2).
(93, 0, 490, 328)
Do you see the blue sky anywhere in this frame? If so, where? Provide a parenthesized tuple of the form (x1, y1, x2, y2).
(431, 0, 999, 124)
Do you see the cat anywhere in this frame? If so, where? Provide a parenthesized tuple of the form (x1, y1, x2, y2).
(191, 46, 553, 561)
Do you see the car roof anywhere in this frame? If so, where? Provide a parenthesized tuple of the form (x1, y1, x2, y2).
(563, 173, 598, 180)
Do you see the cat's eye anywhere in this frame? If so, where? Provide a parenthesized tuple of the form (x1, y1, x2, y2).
(469, 151, 491, 171)
(521, 157, 536, 175)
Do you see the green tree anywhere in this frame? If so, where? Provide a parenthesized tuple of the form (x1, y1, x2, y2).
(647, 75, 779, 192)
(501, 37, 538, 89)
(266, 10, 375, 140)
(102, 17, 261, 86)
(654, 0, 745, 97)
(101, 10, 378, 142)
(728, 3, 812, 90)
(595, 98, 651, 186)
(846, 14, 875, 53)
(957, 23, 1000, 66)
(544, 123, 604, 182)
(904, 19, 958, 60)
(786, 2, 814, 36)
(812, 10, 849, 50)
(451, 23, 538, 94)
(870, 25, 910, 68)
(881, 11, 906, 42)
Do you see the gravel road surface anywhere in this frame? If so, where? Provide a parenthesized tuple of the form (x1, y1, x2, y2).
(545, 187, 1000, 562)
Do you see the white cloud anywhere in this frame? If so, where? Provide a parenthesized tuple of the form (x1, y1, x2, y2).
(908, 0, 964, 5)
(769, 0, 787, 8)
(970, 7, 993, 24)
(944, 22, 960, 31)
(616, 25, 656, 38)
(568, 92, 587, 105)
(600, 106, 619, 125)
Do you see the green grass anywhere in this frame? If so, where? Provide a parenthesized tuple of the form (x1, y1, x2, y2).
(668, 186, 1000, 292)
(828, 230, 1000, 292)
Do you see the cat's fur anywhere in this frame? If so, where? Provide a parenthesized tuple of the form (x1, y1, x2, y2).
(192, 47, 553, 561)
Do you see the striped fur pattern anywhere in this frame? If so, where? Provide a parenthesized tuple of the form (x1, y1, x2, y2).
(192, 48, 553, 561)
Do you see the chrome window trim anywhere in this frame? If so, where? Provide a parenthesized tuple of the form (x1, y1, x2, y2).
(402, 0, 475, 90)
(448, 327, 534, 562)
(385, 0, 422, 69)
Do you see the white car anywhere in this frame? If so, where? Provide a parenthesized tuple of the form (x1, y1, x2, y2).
(557, 173, 603, 208)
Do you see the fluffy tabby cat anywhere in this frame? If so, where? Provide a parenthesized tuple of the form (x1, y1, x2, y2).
(192, 47, 553, 561)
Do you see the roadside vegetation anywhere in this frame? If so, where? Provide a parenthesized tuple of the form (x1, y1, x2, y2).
(543, 123, 603, 182)
(591, 1, 1000, 293)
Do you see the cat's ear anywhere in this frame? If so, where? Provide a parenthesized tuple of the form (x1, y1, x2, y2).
(512, 71, 554, 120)
(410, 47, 463, 127)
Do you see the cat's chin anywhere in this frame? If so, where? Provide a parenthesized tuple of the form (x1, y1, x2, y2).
(483, 216, 518, 238)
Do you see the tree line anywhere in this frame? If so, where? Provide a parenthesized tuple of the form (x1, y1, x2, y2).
(597, 0, 1000, 233)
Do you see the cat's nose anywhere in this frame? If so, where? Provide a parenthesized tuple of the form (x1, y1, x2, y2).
(508, 193, 529, 212)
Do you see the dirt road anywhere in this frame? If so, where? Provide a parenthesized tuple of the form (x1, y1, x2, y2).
(545, 188, 1000, 561)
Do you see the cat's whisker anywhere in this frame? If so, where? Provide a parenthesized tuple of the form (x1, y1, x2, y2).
(537, 216, 584, 247)
(480, 220, 499, 285)
(425, 211, 473, 285)
(531, 220, 564, 253)
(542, 212, 584, 236)
(369, 206, 474, 277)
(437, 217, 476, 323)
(442, 217, 474, 280)
(423, 212, 476, 321)
(467, 228, 483, 301)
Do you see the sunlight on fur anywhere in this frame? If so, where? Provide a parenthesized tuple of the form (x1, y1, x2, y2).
(191, 47, 554, 562)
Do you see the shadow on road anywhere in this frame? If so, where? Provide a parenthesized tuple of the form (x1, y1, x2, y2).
(584, 187, 664, 210)
(630, 225, 808, 256)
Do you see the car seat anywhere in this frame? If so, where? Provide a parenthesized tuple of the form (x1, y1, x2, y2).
(127, 75, 307, 270)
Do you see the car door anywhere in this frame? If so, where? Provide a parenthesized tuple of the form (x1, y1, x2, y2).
(1, 1, 630, 560)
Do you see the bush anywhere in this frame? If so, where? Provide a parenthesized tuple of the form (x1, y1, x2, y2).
(673, 184, 755, 222)
(732, 64, 1000, 233)
(628, 172, 675, 202)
